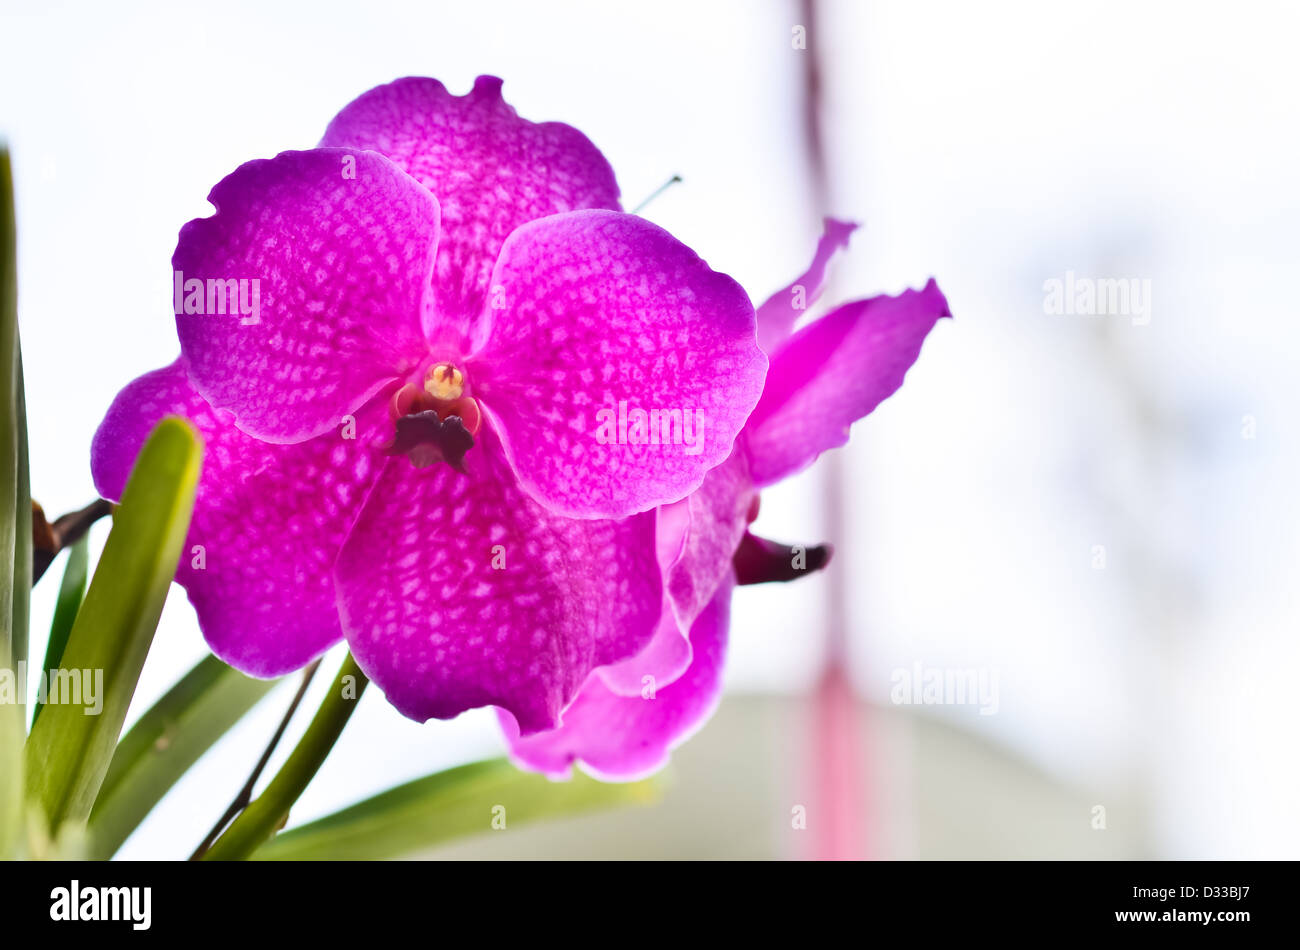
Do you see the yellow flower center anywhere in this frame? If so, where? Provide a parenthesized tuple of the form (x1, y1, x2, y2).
(424, 362, 464, 401)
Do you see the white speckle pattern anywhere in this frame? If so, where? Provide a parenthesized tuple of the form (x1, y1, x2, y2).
(502, 574, 733, 780)
(90, 361, 390, 675)
(320, 75, 621, 343)
(473, 210, 767, 518)
(336, 426, 661, 734)
(174, 149, 438, 443)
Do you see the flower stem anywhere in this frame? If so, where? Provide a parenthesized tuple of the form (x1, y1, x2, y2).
(32, 498, 113, 585)
(189, 658, 322, 860)
(200, 652, 368, 861)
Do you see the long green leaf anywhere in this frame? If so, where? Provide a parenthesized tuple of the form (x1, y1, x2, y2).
(24, 417, 201, 830)
(0, 147, 18, 660)
(87, 655, 280, 859)
(11, 350, 29, 688)
(0, 699, 20, 859)
(203, 652, 366, 861)
(0, 149, 18, 642)
(253, 758, 660, 861)
(0, 144, 26, 857)
(32, 535, 89, 726)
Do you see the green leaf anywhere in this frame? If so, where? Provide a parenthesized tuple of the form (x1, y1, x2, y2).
(0, 147, 26, 665)
(252, 758, 660, 861)
(11, 345, 28, 680)
(203, 652, 366, 861)
(87, 655, 280, 859)
(32, 534, 89, 726)
(0, 144, 27, 858)
(24, 417, 201, 831)
(10, 351, 29, 686)
(0, 702, 23, 859)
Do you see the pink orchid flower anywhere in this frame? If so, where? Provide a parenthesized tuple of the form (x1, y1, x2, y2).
(92, 77, 768, 734)
(503, 220, 951, 778)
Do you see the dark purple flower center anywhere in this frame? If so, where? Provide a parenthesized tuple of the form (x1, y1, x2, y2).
(381, 361, 483, 471)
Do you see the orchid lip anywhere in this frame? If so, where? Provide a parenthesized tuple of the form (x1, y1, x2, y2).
(382, 361, 482, 470)
(383, 411, 476, 471)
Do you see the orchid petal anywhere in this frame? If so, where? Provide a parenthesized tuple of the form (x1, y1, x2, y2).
(500, 574, 733, 780)
(174, 149, 438, 443)
(335, 427, 661, 734)
(91, 361, 388, 675)
(473, 210, 766, 519)
(755, 218, 857, 354)
(320, 75, 620, 344)
(746, 280, 951, 486)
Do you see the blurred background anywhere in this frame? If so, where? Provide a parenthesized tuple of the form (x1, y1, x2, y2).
(2, 0, 1297, 858)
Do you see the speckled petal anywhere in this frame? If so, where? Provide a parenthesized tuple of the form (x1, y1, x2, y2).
(746, 280, 952, 487)
(471, 210, 766, 520)
(500, 574, 733, 781)
(320, 75, 621, 344)
(174, 148, 439, 444)
(335, 426, 662, 734)
(90, 361, 388, 676)
(666, 448, 755, 627)
(594, 501, 697, 697)
(756, 218, 857, 354)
